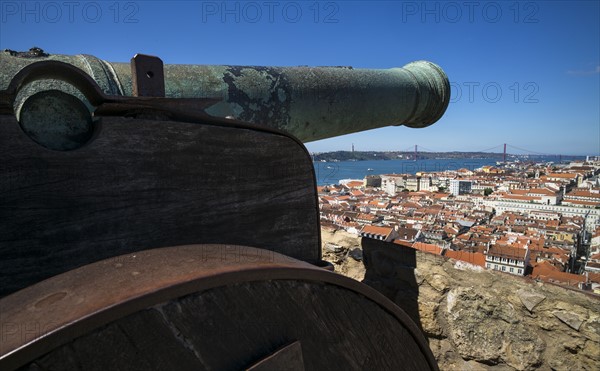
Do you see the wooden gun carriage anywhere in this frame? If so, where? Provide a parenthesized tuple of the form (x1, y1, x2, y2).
(0, 49, 449, 370)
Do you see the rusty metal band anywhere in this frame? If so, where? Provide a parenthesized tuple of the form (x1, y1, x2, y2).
(0, 245, 436, 370)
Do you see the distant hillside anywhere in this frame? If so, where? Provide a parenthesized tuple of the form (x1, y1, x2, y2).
(312, 151, 506, 162)
(311, 151, 585, 163)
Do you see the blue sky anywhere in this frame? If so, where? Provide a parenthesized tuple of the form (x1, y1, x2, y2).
(1, 0, 599, 155)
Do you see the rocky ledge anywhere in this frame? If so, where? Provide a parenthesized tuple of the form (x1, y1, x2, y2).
(321, 227, 600, 371)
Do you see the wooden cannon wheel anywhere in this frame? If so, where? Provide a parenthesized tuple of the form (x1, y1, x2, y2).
(0, 245, 438, 370)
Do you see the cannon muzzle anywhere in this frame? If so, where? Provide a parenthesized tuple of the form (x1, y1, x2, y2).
(1, 49, 450, 144)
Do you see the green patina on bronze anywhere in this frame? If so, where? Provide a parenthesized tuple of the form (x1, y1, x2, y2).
(1, 48, 450, 146)
(19, 90, 94, 151)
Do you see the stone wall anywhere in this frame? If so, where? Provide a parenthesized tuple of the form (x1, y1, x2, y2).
(321, 227, 600, 371)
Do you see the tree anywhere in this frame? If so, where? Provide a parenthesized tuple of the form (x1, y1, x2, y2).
(484, 188, 494, 196)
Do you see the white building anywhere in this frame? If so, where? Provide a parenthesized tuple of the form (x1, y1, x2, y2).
(380, 174, 405, 196)
(419, 176, 433, 191)
(483, 199, 600, 232)
(405, 177, 420, 191)
(485, 245, 530, 276)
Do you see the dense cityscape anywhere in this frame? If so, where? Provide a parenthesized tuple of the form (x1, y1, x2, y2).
(318, 156, 600, 293)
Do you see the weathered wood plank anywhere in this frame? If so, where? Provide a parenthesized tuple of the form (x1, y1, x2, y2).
(0, 115, 320, 296)
(246, 341, 305, 371)
(25, 280, 432, 370)
(23, 309, 202, 371)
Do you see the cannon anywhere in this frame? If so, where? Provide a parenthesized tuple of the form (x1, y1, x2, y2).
(1, 49, 449, 148)
(0, 48, 449, 370)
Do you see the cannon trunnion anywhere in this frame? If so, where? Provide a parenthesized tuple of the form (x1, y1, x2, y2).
(0, 51, 448, 370)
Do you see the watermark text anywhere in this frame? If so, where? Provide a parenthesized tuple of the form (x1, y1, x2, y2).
(1, 1, 140, 23)
(200, 1, 340, 23)
(450, 81, 539, 104)
(400, 1, 539, 24)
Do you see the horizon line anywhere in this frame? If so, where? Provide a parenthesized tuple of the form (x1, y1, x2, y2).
(309, 150, 595, 157)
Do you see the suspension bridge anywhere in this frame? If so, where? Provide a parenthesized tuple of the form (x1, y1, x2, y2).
(392, 143, 583, 162)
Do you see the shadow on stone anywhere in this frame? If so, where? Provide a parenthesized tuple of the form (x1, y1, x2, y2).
(361, 237, 424, 334)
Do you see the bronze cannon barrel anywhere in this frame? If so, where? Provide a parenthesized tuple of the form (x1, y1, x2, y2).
(0, 49, 450, 144)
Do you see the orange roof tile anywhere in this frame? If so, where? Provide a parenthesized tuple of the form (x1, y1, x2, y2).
(361, 225, 393, 237)
(487, 245, 528, 260)
(412, 242, 443, 255)
(345, 181, 364, 188)
(532, 260, 560, 271)
(445, 250, 486, 267)
(528, 188, 557, 196)
(356, 213, 378, 221)
(568, 190, 600, 198)
(547, 173, 577, 179)
(531, 264, 586, 286)
(587, 272, 600, 284)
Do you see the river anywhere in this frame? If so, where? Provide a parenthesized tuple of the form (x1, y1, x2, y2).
(313, 158, 500, 185)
